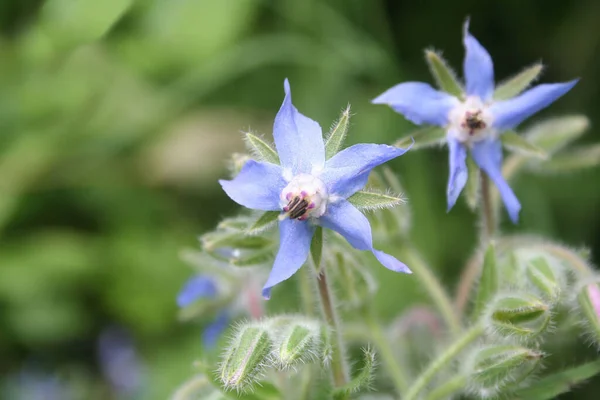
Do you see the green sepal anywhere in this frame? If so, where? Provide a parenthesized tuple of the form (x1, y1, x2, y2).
(325, 106, 351, 159)
(469, 345, 543, 396)
(465, 156, 480, 210)
(347, 190, 404, 211)
(394, 126, 445, 150)
(493, 63, 543, 101)
(273, 320, 323, 369)
(489, 294, 551, 338)
(244, 132, 280, 164)
(219, 323, 273, 391)
(202, 231, 271, 252)
(524, 115, 589, 155)
(473, 242, 498, 319)
(425, 50, 463, 97)
(511, 360, 600, 400)
(501, 131, 548, 159)
(247, 211, 280, 235)
(310, 226, 323, 271)
(332, 347, 376, 398)
(525, 258, 560, 301)
(530, 144, 600, 173)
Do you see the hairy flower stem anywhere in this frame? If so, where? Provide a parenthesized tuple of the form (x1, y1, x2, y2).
(316, 268, 350, 394)
(405, 248, 462, 336)
(404, 324, 484, 400)
(479, 170, 495, 241)
(365, 307, 409, 395)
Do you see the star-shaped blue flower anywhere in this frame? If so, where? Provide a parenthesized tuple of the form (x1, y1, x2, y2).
(220, 79, 412, 299)
(372, 21, 577, 223)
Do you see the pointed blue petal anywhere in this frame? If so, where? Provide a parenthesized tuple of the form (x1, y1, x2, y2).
(177, 275, 218, 307)
(273, 79, 325, 173)
(219, 160, 285, 211)
(372, 82, 458, 126)
(319, 200, 410, 273)
(471, 139, 521, 223)
(490, 80, 578, 130)
(320, 143, 411, 198)
(447, 137, 468, 211)
(262, 219, 314, 299)
(202, 311, 230, 348)
(463, 20, 494, 100)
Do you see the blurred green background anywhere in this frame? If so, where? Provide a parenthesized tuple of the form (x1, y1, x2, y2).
(0, 0, 598, 398)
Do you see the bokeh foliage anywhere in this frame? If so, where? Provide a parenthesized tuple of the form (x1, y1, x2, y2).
(0, 0, 598, 398)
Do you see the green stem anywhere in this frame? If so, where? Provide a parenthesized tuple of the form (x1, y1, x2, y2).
(404, 324, 484, 400)
(425, 375, 467, 400)
(316, 268, 350, 394)
(299, 266, 315, 315)
(480, 170, 495, 241)
(364, 307, 409, 395)
(405, 247, 462, 336)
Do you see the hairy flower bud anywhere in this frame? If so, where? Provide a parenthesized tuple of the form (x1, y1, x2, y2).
(273, 320, 323, 369)
(219, 322, 273, 391)
(525, 257, 561, 301)
(577, 281, 600, 348)
(466, 344, 543, 398)
(487, 293, 552, 340)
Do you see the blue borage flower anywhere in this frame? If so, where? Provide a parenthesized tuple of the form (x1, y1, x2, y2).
(372, 20, 577, 223)
(220, 79, 412, 299)
(177, 275, 232, 347)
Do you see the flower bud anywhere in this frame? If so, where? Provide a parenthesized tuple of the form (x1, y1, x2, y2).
(577, 281, 600, 348)
(525, 257, 561, 301)
(467, 344, 543, 398)
(273, 320, 323, 369)
(487, 293, 551, 339)
(219, 322, 273, 391)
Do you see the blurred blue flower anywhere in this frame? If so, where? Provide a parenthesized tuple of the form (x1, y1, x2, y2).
(220, 79, 412, 299)
(372, 20, 577, 223)
(177, 274, 233, 347)
(98, 327, 144, 399)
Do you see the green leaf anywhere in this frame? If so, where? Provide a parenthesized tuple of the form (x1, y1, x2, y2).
(512, 360, 600, 400)
(310, 227, 323, 270)
(531, 144, 600, 173)
(42, 0, 133, 48)
(347, 190, 404, 211)
(244, 133, 280, 164)
(465, 157, 480, 210)
(325, 106, 351, 159)
(425, 50, 463, 97)
(494, 63, 543, 101)
(394, 126, 445, 150)
(332, 347, 376, 398)
(202, 231, 271, 251)
(247, 211, 280, 235)
(473, 242, 498, 319)
(524, 115, 589, 155)
(501, 131, 548, 159)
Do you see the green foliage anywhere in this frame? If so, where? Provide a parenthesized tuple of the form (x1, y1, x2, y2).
(501, 131, 548, 159)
